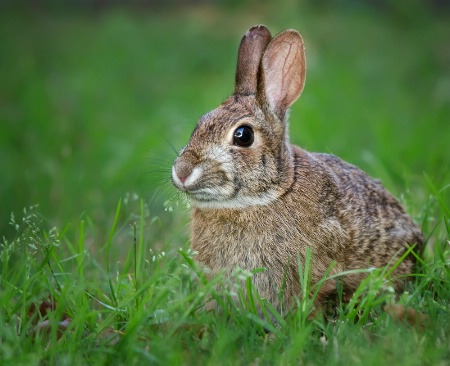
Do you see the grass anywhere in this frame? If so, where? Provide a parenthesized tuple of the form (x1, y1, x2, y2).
(1, 191, 449, 365)
(1, 2, 449, 365)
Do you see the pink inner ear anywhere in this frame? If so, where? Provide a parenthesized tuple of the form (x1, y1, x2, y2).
(262, 33, 306, 117)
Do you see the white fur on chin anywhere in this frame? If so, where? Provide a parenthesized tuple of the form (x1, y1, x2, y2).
(189, 190, 280, 209)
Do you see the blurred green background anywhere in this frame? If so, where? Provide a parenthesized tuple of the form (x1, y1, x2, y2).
(1, 0, 449, 239)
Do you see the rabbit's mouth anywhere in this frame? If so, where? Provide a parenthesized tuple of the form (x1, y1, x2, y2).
(172, 162, 281, 209)
(185, 184, 237, 203)
(172, 159, 235, 197)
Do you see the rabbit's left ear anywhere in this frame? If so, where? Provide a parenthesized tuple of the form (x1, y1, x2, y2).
(258, 30, 306, 119)
(235, 25, 272, 95)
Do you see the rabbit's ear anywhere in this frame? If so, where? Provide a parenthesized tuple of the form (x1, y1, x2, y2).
(259, 30, 306, 119)
(234, 25, 272, 95)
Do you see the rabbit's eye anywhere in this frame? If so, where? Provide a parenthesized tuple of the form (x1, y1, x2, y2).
(233, 126, 254, 147)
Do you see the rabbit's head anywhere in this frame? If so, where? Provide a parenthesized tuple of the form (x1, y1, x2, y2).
(172, 25, 306, 209)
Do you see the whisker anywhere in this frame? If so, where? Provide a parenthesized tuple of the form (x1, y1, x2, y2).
(162, 136, 181, 156)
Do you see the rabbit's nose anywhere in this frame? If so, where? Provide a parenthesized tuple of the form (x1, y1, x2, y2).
(175, 160, 194, 184)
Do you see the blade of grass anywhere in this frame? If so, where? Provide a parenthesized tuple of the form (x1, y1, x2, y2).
(105, 199, 122, 308)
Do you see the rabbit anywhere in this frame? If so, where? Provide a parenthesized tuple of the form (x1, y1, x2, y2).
(171, 25, 423, 313)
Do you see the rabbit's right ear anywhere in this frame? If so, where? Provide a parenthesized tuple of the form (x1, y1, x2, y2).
(234, 25, 272, 96)
(258, 30, 306, 120)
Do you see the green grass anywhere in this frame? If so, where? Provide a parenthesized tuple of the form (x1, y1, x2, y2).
(1, 190, 449, 365)
(1, 2, 449, 365)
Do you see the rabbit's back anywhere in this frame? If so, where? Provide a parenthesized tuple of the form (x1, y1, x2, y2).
(313, 152, 423, 287)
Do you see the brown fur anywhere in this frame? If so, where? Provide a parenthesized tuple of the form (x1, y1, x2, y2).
(172, 25, 423, 312)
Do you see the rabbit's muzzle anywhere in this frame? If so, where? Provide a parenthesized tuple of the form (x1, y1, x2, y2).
(172, 157, 203, 193)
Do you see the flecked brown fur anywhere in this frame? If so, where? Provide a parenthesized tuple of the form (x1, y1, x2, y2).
(172, 25, 423, 312)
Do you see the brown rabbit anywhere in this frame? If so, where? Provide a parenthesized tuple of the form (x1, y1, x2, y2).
(171, 25, 423, 312)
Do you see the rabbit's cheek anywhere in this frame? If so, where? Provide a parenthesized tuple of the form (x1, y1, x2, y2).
(182, 166, 203, 188)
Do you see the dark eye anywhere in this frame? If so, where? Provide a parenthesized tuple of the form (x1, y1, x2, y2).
(233, 126, 254, 147)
